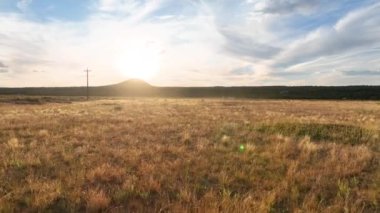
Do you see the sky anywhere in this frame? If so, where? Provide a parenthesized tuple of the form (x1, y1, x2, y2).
(0, 0, 379, 87)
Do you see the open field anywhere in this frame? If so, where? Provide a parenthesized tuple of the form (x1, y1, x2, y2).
(0, 97, 379, 212)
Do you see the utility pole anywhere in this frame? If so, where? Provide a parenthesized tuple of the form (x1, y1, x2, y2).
(84, 68, 91, 100)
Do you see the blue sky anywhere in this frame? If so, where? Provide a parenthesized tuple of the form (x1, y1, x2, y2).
(0, 0, 379, 87)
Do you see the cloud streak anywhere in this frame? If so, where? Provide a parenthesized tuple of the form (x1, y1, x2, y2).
(0, 61, 7, 68)
(250, 0, 322, 14)
(229, 65, 254, 75)
(343, 70, 380, 76)
(0, 61, 8, 73)
(219, 29, 282, 60)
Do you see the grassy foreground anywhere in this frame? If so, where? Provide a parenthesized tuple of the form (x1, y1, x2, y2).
(0, 98, 379, 212)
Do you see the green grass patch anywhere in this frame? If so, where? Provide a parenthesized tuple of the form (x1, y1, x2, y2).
(257, 122, 374, 145)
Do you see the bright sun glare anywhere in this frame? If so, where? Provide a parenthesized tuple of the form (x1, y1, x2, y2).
(115, 43, 161, 81)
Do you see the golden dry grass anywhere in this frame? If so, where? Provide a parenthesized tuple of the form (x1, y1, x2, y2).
(0, 98, 379, 212)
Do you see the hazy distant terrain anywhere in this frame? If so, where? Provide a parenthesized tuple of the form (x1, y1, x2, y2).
(0, 97, 378, 212)
(1, 79, 380, 100)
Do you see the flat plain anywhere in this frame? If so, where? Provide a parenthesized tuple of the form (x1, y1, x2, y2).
(0, 97, 379, 212)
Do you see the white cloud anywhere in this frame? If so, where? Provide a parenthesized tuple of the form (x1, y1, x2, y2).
(274, 2, 380, 70)
(16, 0, 32, 12)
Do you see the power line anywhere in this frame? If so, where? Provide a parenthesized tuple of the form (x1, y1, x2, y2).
(84, 68, 91, 100)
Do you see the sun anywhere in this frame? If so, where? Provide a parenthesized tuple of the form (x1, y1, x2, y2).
(115, 44, 161, 81)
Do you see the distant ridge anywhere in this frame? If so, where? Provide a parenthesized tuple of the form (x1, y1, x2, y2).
(0, 80, 379, 100)
(111, 79, 153, 88)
